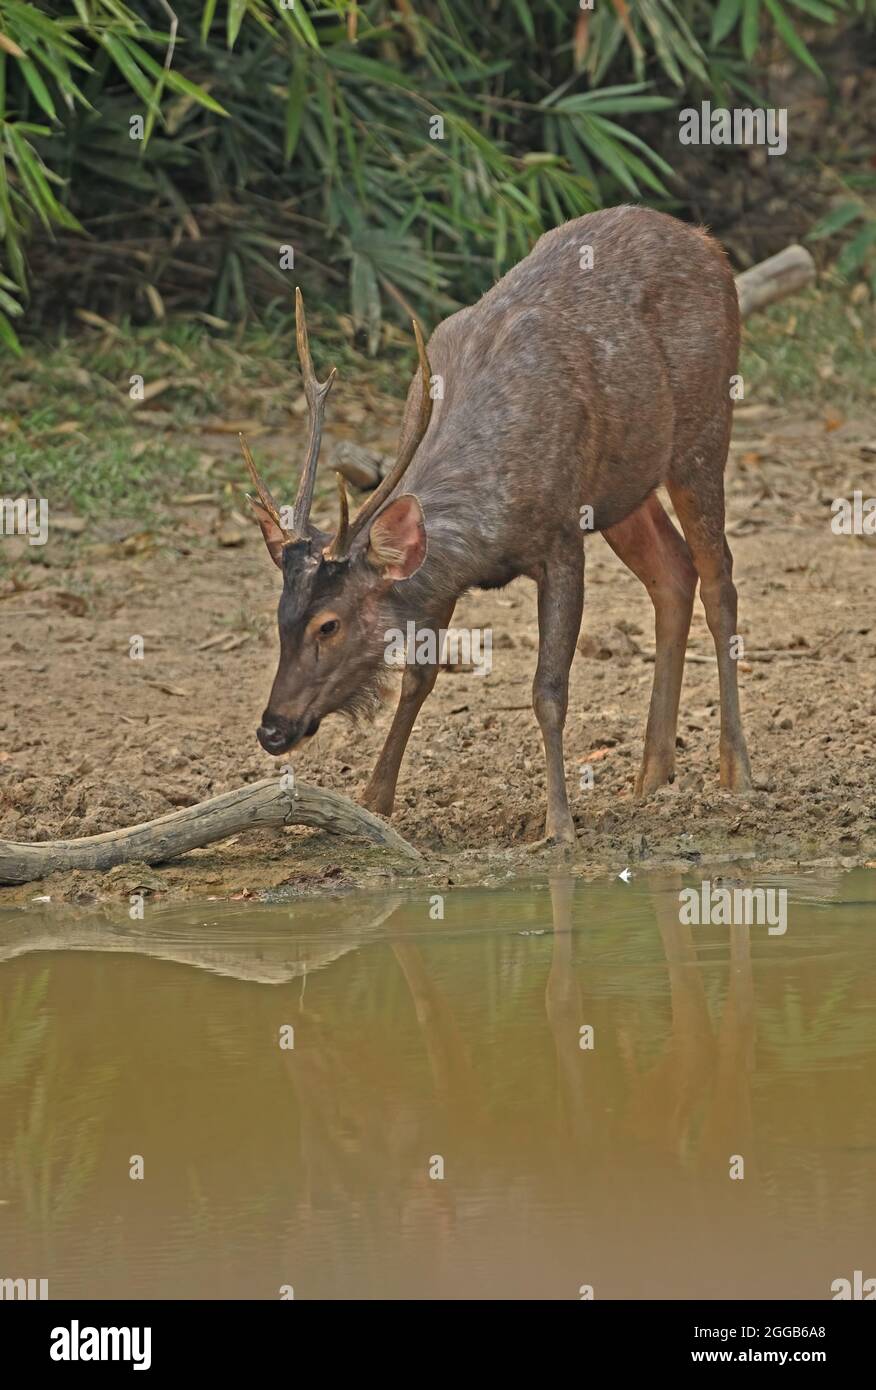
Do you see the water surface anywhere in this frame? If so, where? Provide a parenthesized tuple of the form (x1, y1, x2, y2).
(1, 870, 874, 1300)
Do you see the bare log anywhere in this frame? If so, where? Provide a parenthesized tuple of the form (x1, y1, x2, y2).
(332, 440, 392, 491)
(735, 244, 815, 319)
(0, 777, 421, 886)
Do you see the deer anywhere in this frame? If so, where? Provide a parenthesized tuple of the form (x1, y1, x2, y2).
(242, 205, 752, 846)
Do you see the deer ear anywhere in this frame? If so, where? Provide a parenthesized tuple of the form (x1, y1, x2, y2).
(366, 495, 427, 580)
(248, 497, 287, 569)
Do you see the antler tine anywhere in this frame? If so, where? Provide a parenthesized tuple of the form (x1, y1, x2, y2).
(325, 472, 350, 560)
(240, 433, 289, 534)
(292, 286, 337, 537)
(335, 317, 433, 556)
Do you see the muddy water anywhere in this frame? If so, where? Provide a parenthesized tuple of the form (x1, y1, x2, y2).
(0, 870, 874, 1301)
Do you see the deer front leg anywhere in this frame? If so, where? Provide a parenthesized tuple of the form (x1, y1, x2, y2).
(532, 543, 584, 845)
(361, 604, 454, 817)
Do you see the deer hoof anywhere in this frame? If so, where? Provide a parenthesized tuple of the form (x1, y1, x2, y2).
(635, 762, 676, 797)
(360, 789, 395, 818)
(527, 832, 575, 854)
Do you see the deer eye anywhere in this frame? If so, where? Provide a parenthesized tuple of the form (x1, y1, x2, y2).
(318, 618, 340, 637)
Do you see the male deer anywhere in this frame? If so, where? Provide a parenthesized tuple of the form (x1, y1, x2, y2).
(243, 205, 752, 844)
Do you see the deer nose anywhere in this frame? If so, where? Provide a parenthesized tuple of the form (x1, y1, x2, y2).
(257, 713, 321, 754)
(258, 711, 323, 756)
(257, 715, 295, 754)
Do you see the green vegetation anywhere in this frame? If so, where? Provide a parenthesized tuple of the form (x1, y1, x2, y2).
(0, 0, 874, 354)
(1, 4, 872, 547)
(740, 280, 876, 408)
(0, 302, 419, 535)
(0, 278, 868, 548)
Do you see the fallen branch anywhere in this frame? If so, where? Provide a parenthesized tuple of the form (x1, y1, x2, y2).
(0, 777, 420, 886)
(735, 245, 815, 318)
(333, 440, 392, 491)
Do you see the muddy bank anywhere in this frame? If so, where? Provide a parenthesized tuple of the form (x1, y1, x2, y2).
(1, 402, 875, 905)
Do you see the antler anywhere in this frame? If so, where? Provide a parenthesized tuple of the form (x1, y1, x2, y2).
(327, 318, 433, 559)
(240, 433, 289, 535)
(331, 471, 350, 556)
(292, 286, 336, 536)
(240, 287, 336, 543)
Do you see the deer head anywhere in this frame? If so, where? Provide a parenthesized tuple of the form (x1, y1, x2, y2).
(243, 289, 433, 755)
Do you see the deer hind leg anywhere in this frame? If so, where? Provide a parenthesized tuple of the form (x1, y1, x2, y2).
(603, 492, 697, 795)
(532, 541, 585, 845)
(361, 601, 455, 818)
(666, 460, 753, 792)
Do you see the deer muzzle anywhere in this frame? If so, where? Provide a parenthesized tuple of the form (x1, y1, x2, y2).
(257, 712, 321, 755)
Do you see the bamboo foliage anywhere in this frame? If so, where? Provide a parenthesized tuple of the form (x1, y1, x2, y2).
(0, 0, 871, 350)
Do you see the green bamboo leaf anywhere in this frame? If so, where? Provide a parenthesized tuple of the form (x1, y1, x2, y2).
(201, 0, 218, 44)
(836, 221, 876, 277)
(284, 50, 307, 164)
(508, 0, 535, 41)
(574, 119, 640, 196)
(494, 201, 507, 268)
(0, 284, 23, 315)
(589, 14, 627, 86)
(273, 0, 321, 51)
(638, 0, 684, 85)
(657, 1, 710, 84)
(314, 67, 337, 170)
(712, 0, 743, 45)
(100, 33, 154, 106)
(807, 202, 864, 239)
(325, 48, 416, 88)
(787, 0, 838, 19)
(558, 121, 597, 184)
(588, 114, 675, 179)
(540, 173, 566, 228)
(741, 0, 760, 61)
(496, 181, 540, 219)
(5, 127, 81, 230)
(543, 81, 651, 110)
(763, 0, 824, 78)
(228, 0, 248, 49)
(556, 93, 675, 115)
(18, 58, 57, 120)
(444, 113, 509, 173)
(122, 39, 229, 115)
(0, 308, 23, 354)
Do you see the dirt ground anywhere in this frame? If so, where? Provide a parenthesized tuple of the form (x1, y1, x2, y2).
(2, 398, 875, 904)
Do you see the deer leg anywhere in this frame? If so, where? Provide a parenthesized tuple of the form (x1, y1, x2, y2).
(603, 493, 697, 795)
(666, 478, 752, 791)
(361, 603, 455, 817)
(533, 543, 584, 845)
